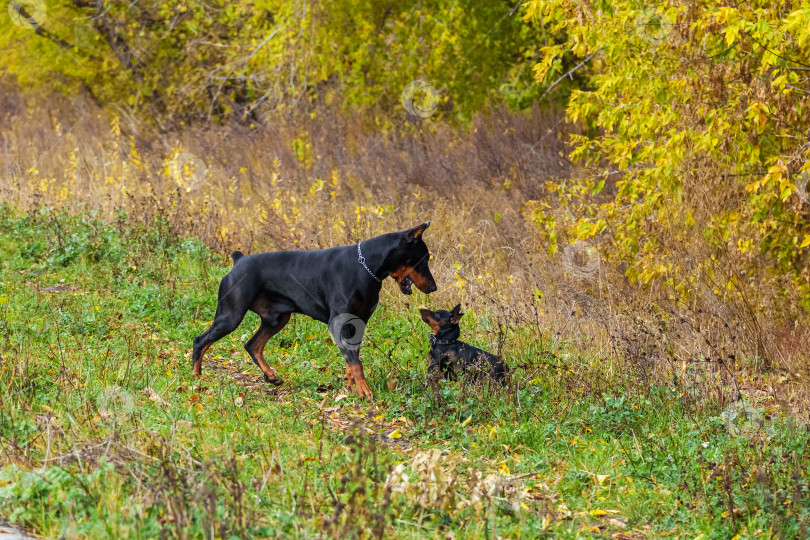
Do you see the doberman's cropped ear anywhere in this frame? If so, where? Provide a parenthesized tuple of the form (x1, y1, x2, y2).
(450, 304, 463, 324)
(405, 221, 430, 243)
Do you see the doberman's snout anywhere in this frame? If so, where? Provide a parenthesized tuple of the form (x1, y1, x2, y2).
(411, 269, 438, 294)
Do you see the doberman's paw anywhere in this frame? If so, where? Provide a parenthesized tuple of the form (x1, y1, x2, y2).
(354, 378, 374, 400)
(344, 365, 356, 389)
(263, 374, 284, 386)
(345, 364, 373, 399)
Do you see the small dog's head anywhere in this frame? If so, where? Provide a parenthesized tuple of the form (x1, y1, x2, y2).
(419, 304, 463, 341)
(389, 222, 437, 295)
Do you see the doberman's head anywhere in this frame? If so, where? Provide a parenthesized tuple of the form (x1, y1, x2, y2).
(419, 304, 463, 342)
(388, 222, 437, 295)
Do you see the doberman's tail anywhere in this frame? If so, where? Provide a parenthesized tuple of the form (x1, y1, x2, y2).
(230, 250, 245, 265)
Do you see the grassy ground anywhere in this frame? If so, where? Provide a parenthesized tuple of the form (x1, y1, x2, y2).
(0, 205, 808, 539)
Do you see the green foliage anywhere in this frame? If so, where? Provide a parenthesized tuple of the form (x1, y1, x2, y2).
(1, 0, 544, 123)
(31, 208, 125, 267)
(589, 393, 645, 432)
(524, 0, 810, 310)
(0, 462, 156, 537)
(0, 414, 39, 447)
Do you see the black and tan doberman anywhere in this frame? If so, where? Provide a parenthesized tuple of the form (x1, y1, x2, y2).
(192, 222, 436, 399)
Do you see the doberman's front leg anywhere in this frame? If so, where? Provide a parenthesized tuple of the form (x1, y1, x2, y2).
(341, 347, 373, 400)
(344, 364, 356, 392)
(329, 313, 373, 400)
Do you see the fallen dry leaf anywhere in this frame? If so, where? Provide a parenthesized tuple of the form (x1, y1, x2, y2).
(594, 473, 611, 485)
(144, 386, 169, 406)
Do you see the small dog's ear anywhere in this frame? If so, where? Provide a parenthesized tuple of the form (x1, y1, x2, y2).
(405, 221, 430, 243)
(450, 304, 463, 324)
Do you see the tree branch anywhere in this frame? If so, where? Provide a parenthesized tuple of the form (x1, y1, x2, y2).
(11, 3, 72, 50)
(72, 0, 142, 76)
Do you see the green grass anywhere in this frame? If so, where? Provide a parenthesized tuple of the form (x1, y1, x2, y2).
(0, 205, 808, 538)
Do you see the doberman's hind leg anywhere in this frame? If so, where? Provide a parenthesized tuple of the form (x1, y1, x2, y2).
(245, 313, 291, 386)
(192, 305, 249, 378)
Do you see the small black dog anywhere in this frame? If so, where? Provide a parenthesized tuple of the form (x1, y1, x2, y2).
(419, 304, 507, 384)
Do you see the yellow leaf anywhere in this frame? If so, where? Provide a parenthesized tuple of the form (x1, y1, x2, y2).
(570, 437, 586, 447)
(725, 24, 740, 46)
(801, 235, 810, 249)
(488, 425, 497, 440)
(591, 509, 607, 517)
(387, 429, 402, 439)
(595, 474, 611, 485)
(461, 415, 472, 427)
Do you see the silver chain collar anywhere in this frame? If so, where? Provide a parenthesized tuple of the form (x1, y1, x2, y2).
(357, 243, 382, 282)
(429, 333, 457, 346)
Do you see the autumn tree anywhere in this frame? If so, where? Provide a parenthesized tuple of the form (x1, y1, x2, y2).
(525, 0, 810, 311)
